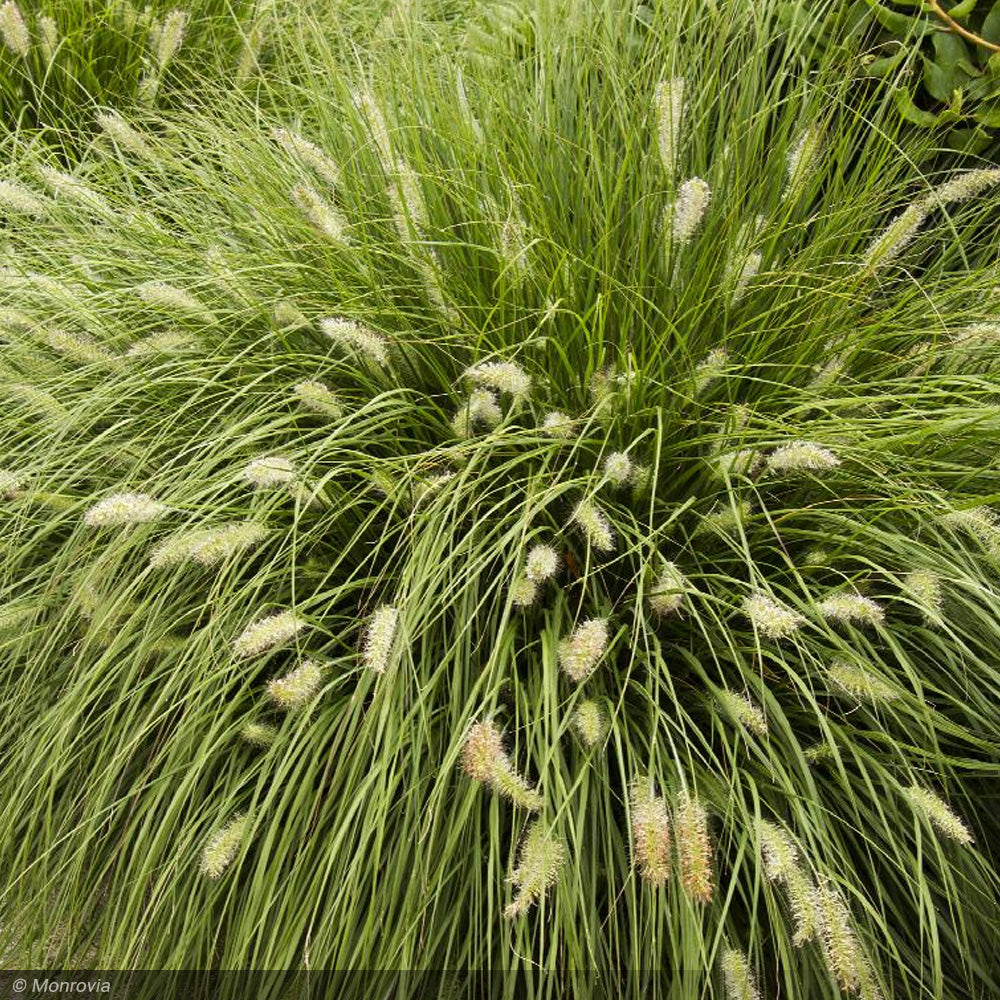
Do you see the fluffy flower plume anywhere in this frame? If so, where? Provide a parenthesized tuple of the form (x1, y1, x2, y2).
(389, 158, 427, 236)
(97, 111, 153, 158)
(785, 125, 822, 197)
(240, 722, 278, 748)
(44, 329, 114, 365)
(353, 86, 393, 166)
(525, 544, 560, 583)
(0, 1, 29, 57)
(720, 948, 761, 1000)
(362, 604, 398, 674)
(717, 690, 767, 737)
(693, 346, 728, 396)
(676, 792, 713, 902)
(758, 820, 819, 945)
(135, 281, 215, 323)
(540, 410, 575, 438)
(150, 522, 269, 568)
(292, 182, 349, 243)
(630, 780, 672, 885)
(0, 468, 26, 499)
(902, 785, 973, 845)
(816, 592, 885, 627)
(0, 180, 47, 218)
(648, 561, 689, 616)
(126, 330, 196, 356)
(941, 506, 1000, 553)
(152, 9, 186, 70)
(742, 591, 804, 640)
(200, 813, 248, 878)
(572, 700, 607, 747)
(293, 380, 343, 418)
(826, 659, 897, 704)
(509, 577, 538, 607)
(464, 360, 531, 398)
(232, 610, 306, 659)
(273, 127, 340, 188)
(731, 250, 762, 302)
(557, 618, 610, 683)
(862, 202, 928, 271)
(267, 659, 324, 711)
(504, 822, 565, 918)
(765, 440, 840, 474)
(699, 501, 753, 537)
(667, 177, 711, 247)
(902, 569, 942, 624)
(452, 389, 502, 437)
(571, 499, 615, 553)
(321, 316, 389, 367)
(654, 77, 685, 175)
(813, 879, 877, 996)
(84, 492, 169, 527)
(927, 167, 1000, 207)
(244, 455, 296, 489)
(461, 720, 542, 811)
(602, 451, 633, 485)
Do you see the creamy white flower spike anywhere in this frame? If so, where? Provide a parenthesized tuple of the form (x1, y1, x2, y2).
(200, 813, 248, 878)
(84, 492, 169, 527)
(0, 180, 46, 217)
(0, 1, 29, 57)
(135, 281, 215, 323)
(765, 441, 839, 474)
(0, 468, 26, 499)
(630, 779, 671, 885)
(557, 618, 610, 683)
(389, 158, 427, 236)
(816, 592, 884, 627)
(648, 561, 688, 616)
(272, 128, 341, 188)
(902, 569, 942, 624)
(232, 610, 306, 659)
(463, 360, 531, 398)
(731, 250, 762, 302)
(668, 177, 711, 247)
(571, 499, 615, 553)
(826, 659, 897, 703)
(36, 165, 110, 213)
(717, 690, 767, 736)
(902, 785, 973, 845)
(37, 14, 57, 62)
(321, 317, 389, 367)
(813, 879, 879, 997)
(654, 77, 685, 175)
(941, 505, 1000, 553)
(292, 182, 349, 243)
(572, 700, 607, 747)
(152, 9, 186, 69)
(602, 451, 633, 485)
(714, 449, 760, 479)
(926, 167, 1000, 208)
(757, 820, 819, 946)
(44, 330, 114, 365)
(693, 346, 728, 396)
(742, 591, 804, 640)
(525, 544, 560, 583)
(243, 456, 296, 489)
(676, 791, 713, 903)
(721, 948, 761, 1000)
(862, 202, 928, 271)
(461, 720, 542, 812)
(540, 410, 575, 439)
(353, 86, 393, 168)
(452, 389, 503, 437)
(785, 126, 822, 198)
(240, 722, 278, 748)
(363, 604, 399, 674)
(293, 380, 342, 418)
(509, 576, 538, 608)
(97, 111, 153, 158)
(504, 822, 565, 919)
(267, 659, 324, 711)
(150, 522, 269, 568)
(125, 330, 196, 356)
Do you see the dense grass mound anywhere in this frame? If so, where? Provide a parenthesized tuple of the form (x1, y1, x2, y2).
(1, 1, 1000, 995)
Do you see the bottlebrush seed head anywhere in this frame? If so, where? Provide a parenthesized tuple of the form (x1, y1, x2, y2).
(461, 720, 542, 811)
(676, 791, 713, 903)
(717, 689, 767, 737)
(572, 700, 607, 747)
(243, 455, 296, 488)
(293, 380, 343, 418)
(321, 317, 389, 367)
(84, 492, 169, 527)
(525, 543, 560, 583)
(741, 590, 804, 640)
(630, 779, 672, 886)
(902, 784, 973, 845)
(200, 813, 248, 879)
(232, 610, 306, 659)
(602, 451, 633, 485)
(816, 592, 885, 627)
(648, 561, 688, 616)
(0, 2, 29, 57)
(557, 618, 610, 683)
(504, 822, 565, 918)
(509, 576, 538, 608)
(240, 722, 278, 748)
(720, 948, 761, 1000)
(149, 522, 269, 568)
(463, 360, 531, 398)
(267, 659, 324, 711)
(826, 658, 897, 704)
(667, 177, 711, 246)
(362, 604, 399, 674)
(765, 440, 840, 474)
(571, 499, 615, 553)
